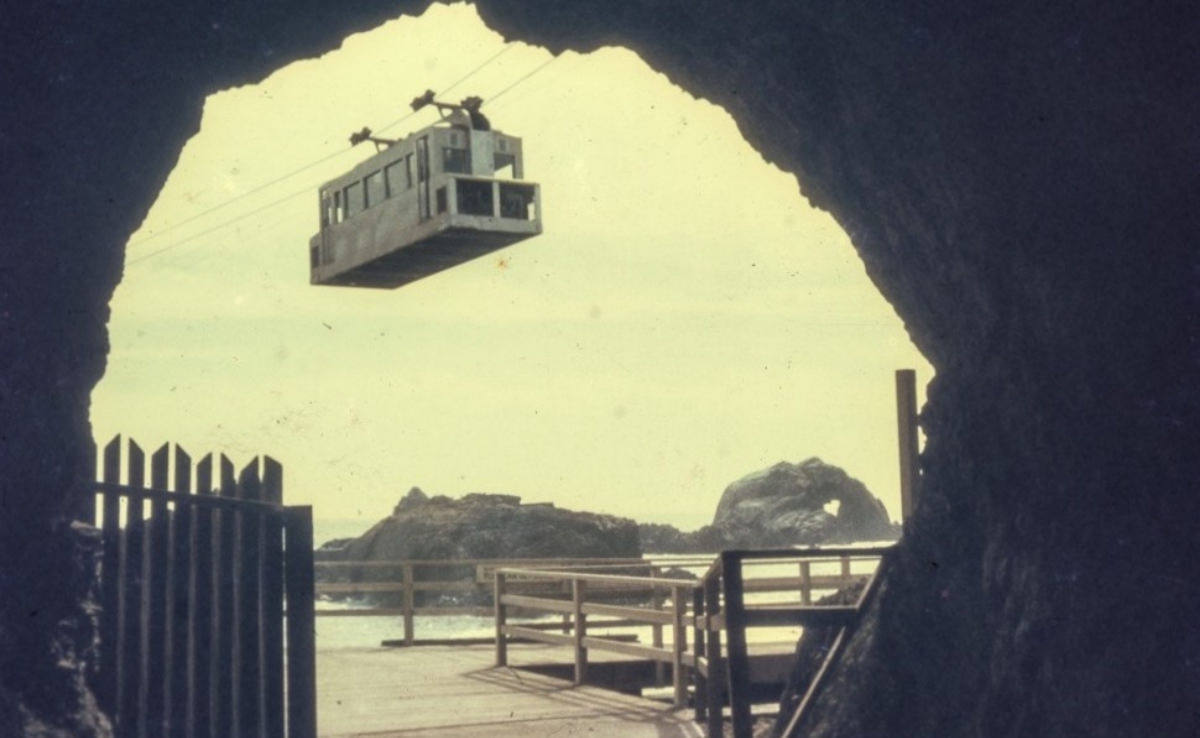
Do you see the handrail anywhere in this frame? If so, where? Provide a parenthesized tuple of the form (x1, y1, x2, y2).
(494, 566, 696, 707)
(498, 567, 695, 588)
(696, 546, 894, 738)
(490, 546, 892, 720)
(314, 555, 712, 645)
(780, 556, 889, 738)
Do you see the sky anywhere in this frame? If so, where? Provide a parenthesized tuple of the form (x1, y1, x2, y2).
(91, 3, 933, 546)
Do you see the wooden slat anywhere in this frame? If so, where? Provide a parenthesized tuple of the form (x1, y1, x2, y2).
(503, 625, 573, 646)
(236, 460, 264, 738)
(166, 446, 192, 738)
(314, 608, 416, 618)
(144, 444, 170, 737)
(494, 572, 507, 667)
(316, 556, 650, 569)
(703, 571, 723, 738)
(313, 581, 478, 594)
(262, 456, 283, 506)
(691, 585, 707, 723)
(499, 594, 576, 614)
(693, 612, 725, 632)
(402, 564, 415, 645)
(741, 574, 862, 592)
(97, 436, 122, 718)
(284, 506, 317, 738)
(572, 580, 587, 685)
(579, 636, 670, 662)
(721, 545, 894, 562)
(212, 455, 236, 738)
(580, 601, 674, 624)
(671, 586, 687, 708)
(498, 567, 695, 589)
(190, 454, 214, 738)
(799, 561, 812, 606)
(261, 509, 285, 738)
(119, 439, 145, 738)
(721, 551, 753, 738)
(263, 487, 286, 736)
(743, 605, 859, 628)
(896, 368, 920, 520)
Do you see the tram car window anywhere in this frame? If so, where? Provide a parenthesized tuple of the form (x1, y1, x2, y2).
(309, 96, 542, 289)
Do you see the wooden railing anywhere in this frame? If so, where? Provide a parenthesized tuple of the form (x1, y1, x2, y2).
(314, 557, 672, 644)
(694, 547, 892, 738)
(490, 546, 892, 736)
(494, 564, 699, 706)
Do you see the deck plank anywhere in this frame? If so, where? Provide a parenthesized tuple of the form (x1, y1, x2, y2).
(317, 644, 702, 737)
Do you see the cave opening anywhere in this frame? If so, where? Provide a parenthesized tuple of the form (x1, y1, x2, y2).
(7, 2, 1198, 736)
(92, 3, 930, 553)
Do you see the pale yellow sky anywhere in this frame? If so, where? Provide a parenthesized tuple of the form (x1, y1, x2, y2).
(93, 3, 933, 544)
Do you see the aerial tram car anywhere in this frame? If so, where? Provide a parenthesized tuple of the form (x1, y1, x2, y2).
(309, 91, 542, 288)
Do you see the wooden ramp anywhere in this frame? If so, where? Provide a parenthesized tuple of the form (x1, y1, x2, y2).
(318, 644, 703, 737)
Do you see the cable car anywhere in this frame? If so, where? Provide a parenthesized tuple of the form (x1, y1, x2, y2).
(309, 92, 542, 288)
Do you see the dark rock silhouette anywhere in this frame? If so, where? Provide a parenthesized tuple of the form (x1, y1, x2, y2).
(712, 459, 896, 546)
(338, 488, 641, 562)
(641, 459, 897, 552)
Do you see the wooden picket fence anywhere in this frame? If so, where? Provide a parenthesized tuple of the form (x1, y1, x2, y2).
(90, 436, 316, 738)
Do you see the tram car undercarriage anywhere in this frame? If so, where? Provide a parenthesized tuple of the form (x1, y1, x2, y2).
(309, 93, 542, 289)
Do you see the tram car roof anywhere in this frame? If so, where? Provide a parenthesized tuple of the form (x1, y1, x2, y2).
(309, 114, 542, 289)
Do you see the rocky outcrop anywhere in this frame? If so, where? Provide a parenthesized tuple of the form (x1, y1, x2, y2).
(714, 459, 897, 546)
(334, 487, 641, 562)
(641, 459, 897, 552)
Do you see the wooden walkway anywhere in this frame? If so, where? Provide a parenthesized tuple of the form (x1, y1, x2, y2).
(317, 644, 704, 737)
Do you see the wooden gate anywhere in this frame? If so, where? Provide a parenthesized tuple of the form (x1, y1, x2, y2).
(90, 436, 316, 738)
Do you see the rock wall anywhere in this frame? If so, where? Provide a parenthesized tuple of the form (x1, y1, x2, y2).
(4, 2, 1197, 735)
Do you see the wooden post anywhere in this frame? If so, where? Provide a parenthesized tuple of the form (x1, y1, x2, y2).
(190, 454, 215, 738)
(799, 561, 812, 606)
(212, 455, 237, 738)
(284, 506, 317, 738)
(119, 439, 146, 738)
(97, 436, 121, 719)
(671, 586, 687, 708)
(896, 368, 920, 521)
(721, 552, 753, 738)
(261, 458, 285, 738)
(166, 445, 192, 738)
(652, 569, 665, 687)
(572, 579, 588, 685)
(692, 585, 707, 723)
(403, 564, 415, 645)
(146, 444, 170, 737)
(261, 519, 285, 738)
(494, 571, 508, 667)
(703, 571, 723, 738)
(841, 555, 852, 583)
(236, 462, 265, 738)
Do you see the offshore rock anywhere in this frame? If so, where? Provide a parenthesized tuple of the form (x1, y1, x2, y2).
(640, 459, 897, 552)
(713, 458, 897, 547)
(338, 488, 641, 562)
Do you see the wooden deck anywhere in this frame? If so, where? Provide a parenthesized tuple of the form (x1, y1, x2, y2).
(317, 643, 704, 737)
